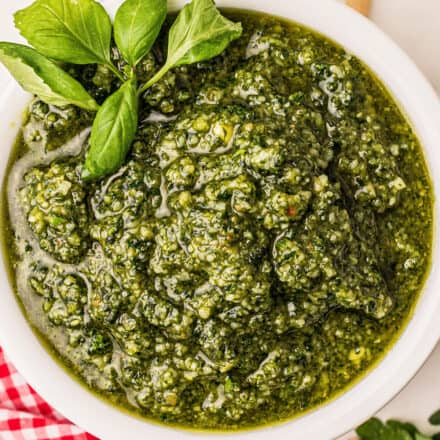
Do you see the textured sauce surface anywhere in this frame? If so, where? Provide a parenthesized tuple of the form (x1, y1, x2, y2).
(2, 11, 433, 430)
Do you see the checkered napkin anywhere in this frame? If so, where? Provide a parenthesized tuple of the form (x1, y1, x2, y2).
(0, 347, 98, 440)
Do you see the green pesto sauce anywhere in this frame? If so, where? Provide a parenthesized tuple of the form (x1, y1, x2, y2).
(1, 10, 433, 431)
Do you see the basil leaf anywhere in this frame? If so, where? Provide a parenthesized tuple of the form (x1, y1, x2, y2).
(0, 43, 98, 111)
(142, 0, 241, 89)
(84, 77, 138, 179)
(388, 421, 432, 440)
(14, 0, 112, 65)
(388, 420, 419, 436)
(114, 0, 167, 67)
(430, 410, 440, 426)
(167, 0, 242, 67)
(356, 418, 413, 440)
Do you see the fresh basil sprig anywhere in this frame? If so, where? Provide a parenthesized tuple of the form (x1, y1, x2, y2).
(0, 43, 98, 111)
(114, 0, 167, 67)
(0, 0, 242, 180)
(140, 0, 242, 91)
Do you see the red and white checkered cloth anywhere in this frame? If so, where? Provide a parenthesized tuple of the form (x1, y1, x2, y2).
(0, 347, 98, 440)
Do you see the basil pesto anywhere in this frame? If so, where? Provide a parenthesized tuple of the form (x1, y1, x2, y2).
(2, 11, 432, 431)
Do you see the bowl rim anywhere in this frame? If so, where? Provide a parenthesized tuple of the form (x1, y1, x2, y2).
(0, 0, 440, 439)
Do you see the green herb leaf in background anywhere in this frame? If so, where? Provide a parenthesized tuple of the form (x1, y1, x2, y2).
(387, 421, 432, 440)
(14, 0, 112, 66)
(0, 43, 99, 111)
(429, 410, 440, 426)
(114, 0, 167, 67)
(356, 417, 438, 440)
(84, 77, 138, 179)
(356, 418, 413, 440)
(141, 0, 242, 90)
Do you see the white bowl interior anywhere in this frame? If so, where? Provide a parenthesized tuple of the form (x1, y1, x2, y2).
(0, 1, 440, 439)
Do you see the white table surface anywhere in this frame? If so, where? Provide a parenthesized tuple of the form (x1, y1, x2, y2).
(0, 1, 439, 439)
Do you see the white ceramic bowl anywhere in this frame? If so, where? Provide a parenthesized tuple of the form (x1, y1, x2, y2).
(1, 0, 440, 439)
